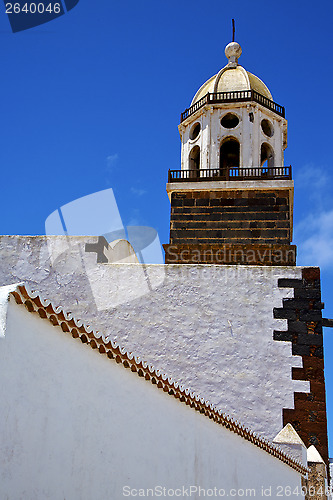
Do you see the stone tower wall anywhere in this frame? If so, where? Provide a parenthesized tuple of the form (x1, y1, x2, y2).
(169, 189, 291, 245)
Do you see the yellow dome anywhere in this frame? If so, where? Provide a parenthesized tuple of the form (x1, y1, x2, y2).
(191, 42, 273, 105)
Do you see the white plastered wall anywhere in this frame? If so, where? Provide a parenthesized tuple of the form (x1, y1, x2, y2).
(0, 236, 310, 441)
(0, 300, 304, 500)
(180, 104, 287, 170)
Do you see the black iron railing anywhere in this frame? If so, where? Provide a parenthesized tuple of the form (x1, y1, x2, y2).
(168, 166, 292, 183)
(180, 90, 285, 122)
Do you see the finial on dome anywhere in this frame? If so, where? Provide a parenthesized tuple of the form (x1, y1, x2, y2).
(225, 41, 242, 68)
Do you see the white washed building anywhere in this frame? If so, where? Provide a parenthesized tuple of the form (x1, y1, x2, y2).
(0, 38, 331, 499)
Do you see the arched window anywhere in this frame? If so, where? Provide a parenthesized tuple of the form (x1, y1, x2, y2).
(190, 122, 201, 140)
(220, 138, 240, 177)
(189, 145, 200, 177)
(260, 143, 274, 171)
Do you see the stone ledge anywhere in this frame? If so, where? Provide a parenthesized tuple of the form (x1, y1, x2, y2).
(163, 243, 296, 266)
(167, 180, 294, 199)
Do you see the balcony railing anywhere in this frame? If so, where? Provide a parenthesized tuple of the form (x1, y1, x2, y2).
(180, 90, 285, 122)
(168, 166, 292, 183)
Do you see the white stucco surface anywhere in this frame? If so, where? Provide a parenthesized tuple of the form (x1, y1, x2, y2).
(0, 301, 305, 500)
(167, 179, 294, 194)
(0, 236, 309, 441)
(273, 424, 307, 466)
(179, 102, 287, 172)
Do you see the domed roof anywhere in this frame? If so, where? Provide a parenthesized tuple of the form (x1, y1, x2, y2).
(191, 42, 273, 105)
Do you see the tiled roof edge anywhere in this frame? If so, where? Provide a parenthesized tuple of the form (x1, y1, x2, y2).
(10, 283, 308, 476)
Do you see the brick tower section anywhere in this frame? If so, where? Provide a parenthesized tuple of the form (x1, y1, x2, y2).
(164, 189, 296, 265)
(273, 267, 329, 467)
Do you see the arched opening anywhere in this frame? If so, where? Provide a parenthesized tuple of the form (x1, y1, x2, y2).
(260, 143, 274, 171)
(189, 145, 200, 177)
(221, 113, 239, 129)
(261, 119, 274, 137)
(190, 122, 201, 140)
(220, 138, 240, 177)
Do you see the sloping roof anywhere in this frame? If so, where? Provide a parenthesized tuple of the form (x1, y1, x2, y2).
(4, 283, 307, 475)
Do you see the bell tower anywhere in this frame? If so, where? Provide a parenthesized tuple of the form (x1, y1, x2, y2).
(164, 41, 296, 266)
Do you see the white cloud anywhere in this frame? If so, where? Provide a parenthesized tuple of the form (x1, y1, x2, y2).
(295, 209, 333, 269)
(106, 153, 119, 170)
(295, 164, 330, 191)
(295, 164, 332, 213)
(294, 163, 333, 269)
(130, 187, 147, 196)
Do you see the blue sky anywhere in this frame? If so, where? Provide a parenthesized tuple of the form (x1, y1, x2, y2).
(1, 0, 333, 454)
